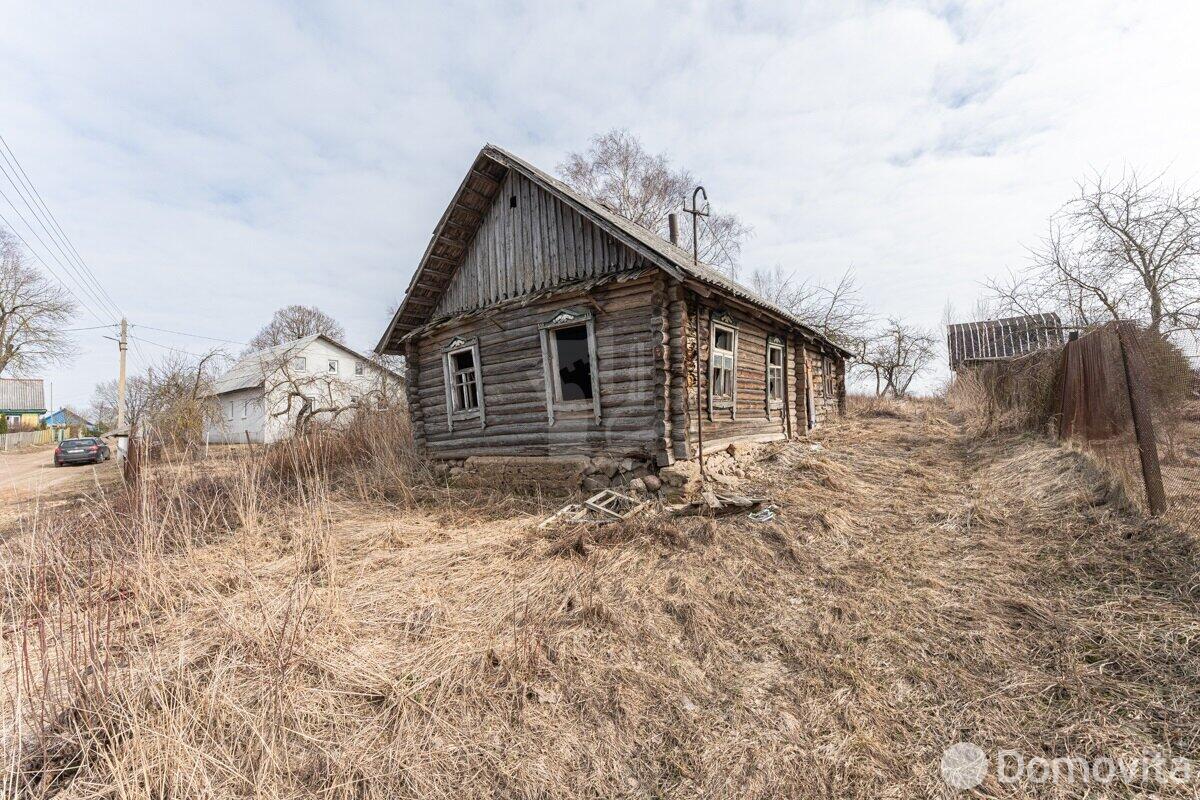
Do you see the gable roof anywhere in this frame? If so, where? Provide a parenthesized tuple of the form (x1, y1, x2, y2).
(42, 408, 91, 427)
(207, 334, 402, 397)
(0, 378, 45, 412)
(377, 144, 851, 357)
(947, 312, 1064, 369)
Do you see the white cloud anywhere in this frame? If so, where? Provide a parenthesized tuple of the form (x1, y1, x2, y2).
(0, 0, 1198, 404)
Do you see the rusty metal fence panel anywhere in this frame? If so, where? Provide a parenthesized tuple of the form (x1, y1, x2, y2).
(1054, 322, 1197, 522)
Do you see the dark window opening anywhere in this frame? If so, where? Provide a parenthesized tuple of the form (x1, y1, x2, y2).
(509, 195, 517, 208)
(553, 324, 593, 401)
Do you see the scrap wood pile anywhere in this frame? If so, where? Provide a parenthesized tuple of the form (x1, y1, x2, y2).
(540, 485, 775, 528)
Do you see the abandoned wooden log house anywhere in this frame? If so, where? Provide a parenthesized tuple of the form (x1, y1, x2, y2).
(376, 145, 849, 475)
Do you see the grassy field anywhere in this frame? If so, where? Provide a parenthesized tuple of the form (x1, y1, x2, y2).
(3, 403, 1199, 798)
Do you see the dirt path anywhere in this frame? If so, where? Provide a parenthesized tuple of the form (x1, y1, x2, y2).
(0, 445, 112, 503)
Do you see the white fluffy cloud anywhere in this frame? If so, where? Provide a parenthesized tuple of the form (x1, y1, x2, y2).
(1, 0, 1197, 404)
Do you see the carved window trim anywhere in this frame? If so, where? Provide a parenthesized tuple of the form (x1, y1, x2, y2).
(766, 336, 785, 418)
(708, 310, 738, 418)
(441, 336, 485, 431)
(538, 307, 601, 424)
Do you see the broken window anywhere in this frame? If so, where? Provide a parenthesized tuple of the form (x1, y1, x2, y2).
(539, 309, 600, 424)
(450, 348, 479, 411)
(710, 323, 736, 403)
(768, 343, 784, 403)
(552, 324, 594, 401)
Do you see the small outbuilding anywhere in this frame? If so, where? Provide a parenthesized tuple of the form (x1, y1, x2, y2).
(947, 312, 1065, 371)
(376, 145, 849, 476)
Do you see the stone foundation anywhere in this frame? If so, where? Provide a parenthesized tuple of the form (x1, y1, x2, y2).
(432, 440, 769, 499)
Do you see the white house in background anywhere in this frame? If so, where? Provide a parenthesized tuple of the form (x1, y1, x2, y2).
(204, 334, 401, 444)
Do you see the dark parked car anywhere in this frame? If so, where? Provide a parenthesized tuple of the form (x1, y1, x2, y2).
(54, 437, 110, 467)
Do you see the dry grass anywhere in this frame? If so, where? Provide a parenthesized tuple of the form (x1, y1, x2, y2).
(3, 405, 1200, 797)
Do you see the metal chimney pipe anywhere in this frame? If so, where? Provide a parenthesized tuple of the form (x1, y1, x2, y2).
(668, 213, 679, 245)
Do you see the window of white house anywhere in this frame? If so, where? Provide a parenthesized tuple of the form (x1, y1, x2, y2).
(441, 338, 486, 431)
(291, 356, 306, 371)
(354, 361, 364, 376)
(327, 359, 339, 374)
(538, 309, 600, 424)
(767, 342, 784, 405)
(225, 401, 234, 421)
(709, 321, 737, 408)
(241, 400, 249, 419)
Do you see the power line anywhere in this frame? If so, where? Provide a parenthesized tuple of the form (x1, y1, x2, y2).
(132, 324, 245, 346)
(63, 324, 119, 332)
(0, 166, 118, 321)
(0, 206, 112, 327)
(128, 334, 217, 359)
(0, 134, 124, 321)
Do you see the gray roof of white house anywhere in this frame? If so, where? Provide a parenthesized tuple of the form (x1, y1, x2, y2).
(206, 335, 401, 397)
(0, 378, 46, 411)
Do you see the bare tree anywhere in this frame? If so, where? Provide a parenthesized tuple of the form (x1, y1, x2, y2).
(253, 346, 397, 435)
(859, 319, 938, 398)
(244, 305, 346, 354)
(989, 169, 1200, 336)
(559, 129, 752, 277)
(0, 227, 76, 376)
(749, 266, 872, 352)
(90, 349, 226, 446)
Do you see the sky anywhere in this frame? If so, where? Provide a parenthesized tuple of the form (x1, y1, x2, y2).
(1, 0, 1199, 410)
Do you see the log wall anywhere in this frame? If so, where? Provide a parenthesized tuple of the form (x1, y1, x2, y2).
(414, 276, 660, 460)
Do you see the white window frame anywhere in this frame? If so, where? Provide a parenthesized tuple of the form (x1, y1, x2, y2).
(241, 400, 249, 419)
(766, 337, 785, 418)
(441, 336, 485, 431)
(539, 308, 600, 424)
(708, 311, 738, 419)
(354, 361, 364, 376)
(291, 356, 306, 372)
(225, 401, 235, 422)
(327, 359, 339, 374)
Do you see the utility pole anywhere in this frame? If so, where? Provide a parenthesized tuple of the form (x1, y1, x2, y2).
(117, 317, 128, 430)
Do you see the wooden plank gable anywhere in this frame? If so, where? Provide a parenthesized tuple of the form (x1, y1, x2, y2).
(432, 171, 647, 318)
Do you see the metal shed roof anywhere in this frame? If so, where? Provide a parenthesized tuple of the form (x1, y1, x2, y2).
(947, 313, 1064, 370)
(0, 378, 45, 411)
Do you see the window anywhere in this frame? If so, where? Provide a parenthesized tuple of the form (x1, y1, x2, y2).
(450, 350, 478, 411)
(710, 322, 736, 405)
(551, 325, 594, 402)
(327, 359, 339, 374)
(538, 309, 600, 424)
(350, 395, 361, 405)
(354, 361, 364, 376)
(291, 356, 306, 371)
(225, 401, 234, 421)
(241, 400, 249, 419)
(442, 338, 486, 431)
(767, 342, 784, 405)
